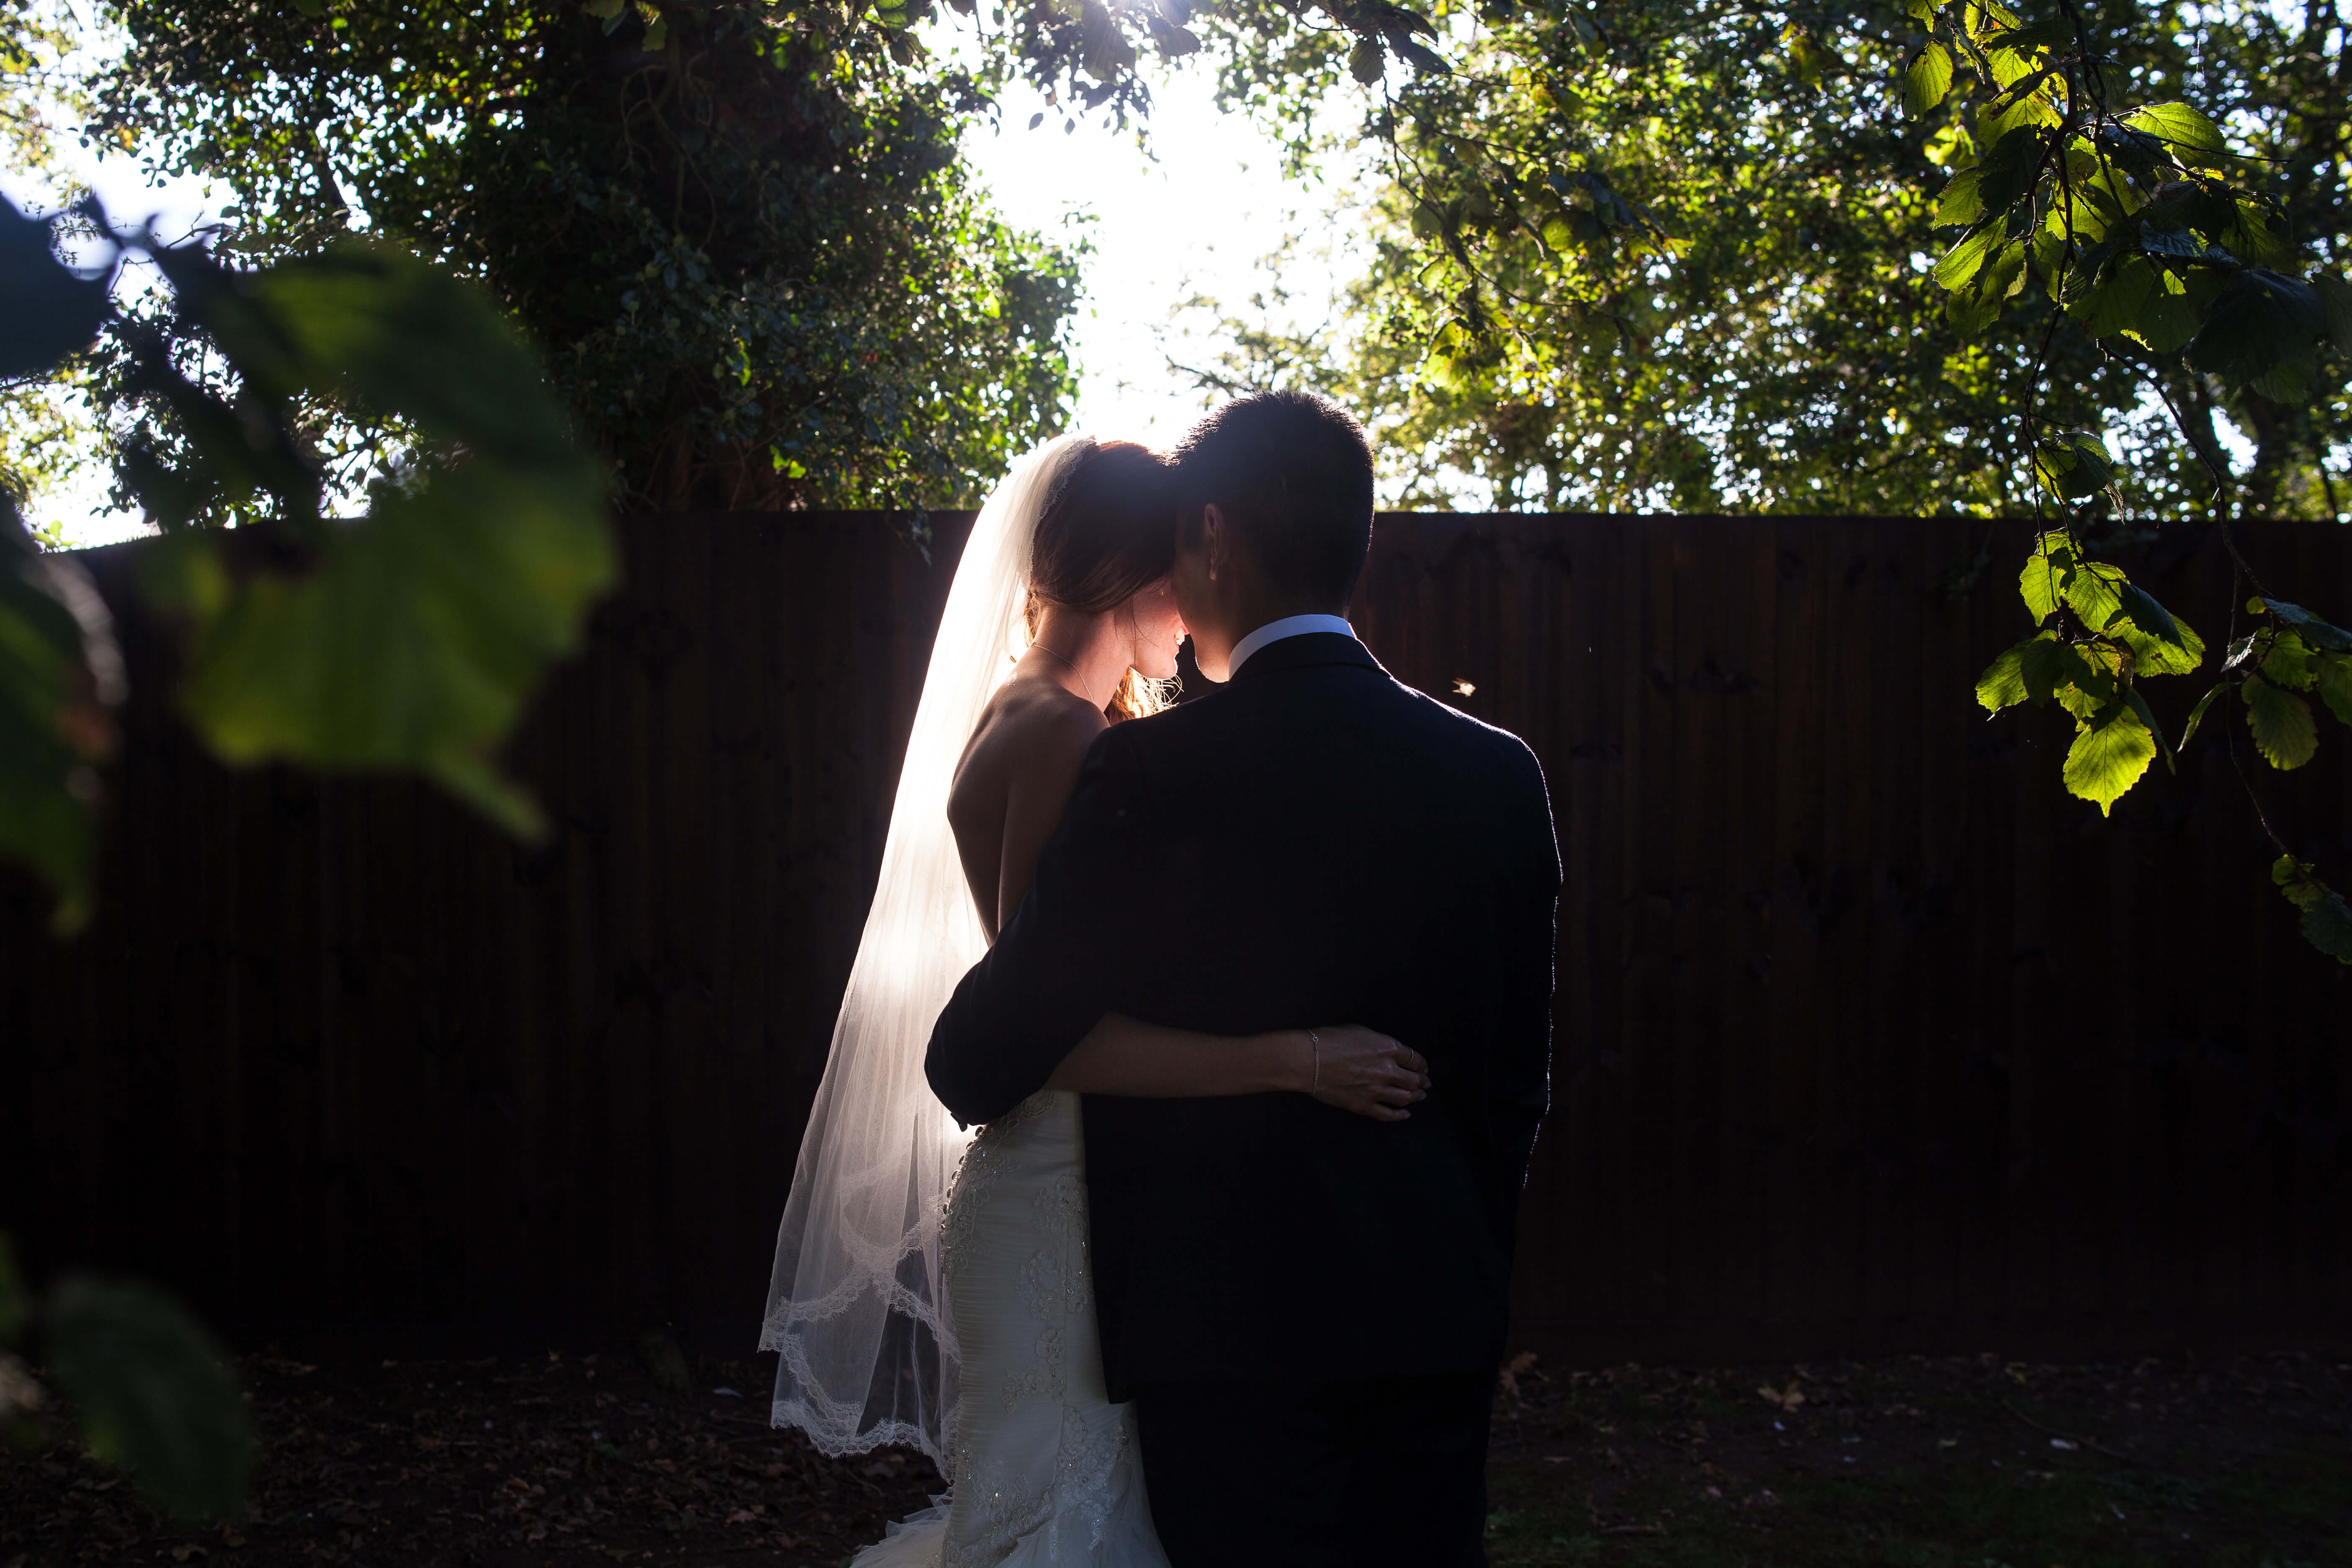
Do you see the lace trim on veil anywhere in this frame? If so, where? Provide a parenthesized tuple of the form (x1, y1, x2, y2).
(761, 435, 1098, 1472)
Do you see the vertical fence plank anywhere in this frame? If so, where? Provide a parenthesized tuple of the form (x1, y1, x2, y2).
(3, 514, 2346, 1362)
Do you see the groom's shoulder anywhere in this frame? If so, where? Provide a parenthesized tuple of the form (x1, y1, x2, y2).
(1384, 671, 1545, 772)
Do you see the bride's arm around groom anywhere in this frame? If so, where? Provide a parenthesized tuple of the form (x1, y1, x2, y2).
(928, 390, 1559, 1568)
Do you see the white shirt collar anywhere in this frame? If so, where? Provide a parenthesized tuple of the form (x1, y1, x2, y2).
(1226, 614, 1358, 677)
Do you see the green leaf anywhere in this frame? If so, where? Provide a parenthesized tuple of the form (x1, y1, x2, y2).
(2018, 530, 2072, 620)
(1975, 634, 2035, 711)
(2021, 634, 2091, 706)
(1901, 41, 1952, 119)
(2053, 643, 2117, 718)
(170, 247, 614, 837)
(1349, 37, 1385, 84)
(2241, 675, 2319, 769)
(2032, 431, 2114, 500)
(2063, 700, 2157, 815)
(2121, 266, 2201, 354)
(2110, 581, 2183, 647)
(0, 510, 120, 933)
(2272, 856, 2352, 963)
(1934, 168, 1986, 229)
(2186, 266, 2328, 397)
(2314, 652, 2352, 726)
(1975, 126, 2050, 217)
(2115, 611, 2205, 678)
(2123, 685, 2174, 772)
(2260, 629, 2317, 691)
(581, 0, 623, 17)
(1933, 224, 2004, 294)
(2177, 682, 2225, 750)
(2071, 253, 2157, 338)
(2122, 101, 2227, 166)
(2059, 554, 2125, 634)
(2254, 598, 2352, 652)
(43, 1277, 257, 1521)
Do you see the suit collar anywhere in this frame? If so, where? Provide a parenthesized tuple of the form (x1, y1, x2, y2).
(1225, 630, 1383, 684)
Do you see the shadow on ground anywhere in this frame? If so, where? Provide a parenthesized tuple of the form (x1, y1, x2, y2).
(3, 1345, 2347, 1565)
(1483, 1350, 2352, 1567)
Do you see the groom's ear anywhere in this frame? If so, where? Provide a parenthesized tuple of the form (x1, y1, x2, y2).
(1199, 503, 1230, 583)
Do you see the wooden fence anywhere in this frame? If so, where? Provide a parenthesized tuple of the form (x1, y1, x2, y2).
(3, 512, 2347, 1364)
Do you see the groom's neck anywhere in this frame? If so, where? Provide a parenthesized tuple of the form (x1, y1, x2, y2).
(1228, 588, 1348, 642)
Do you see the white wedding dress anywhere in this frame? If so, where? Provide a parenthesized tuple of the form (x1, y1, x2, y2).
(852, 1092, 1167, 1567)
(760, 435, 1168, 1568)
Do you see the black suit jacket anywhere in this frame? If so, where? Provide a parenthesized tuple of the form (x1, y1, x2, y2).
(926, 633, 1560, 1401)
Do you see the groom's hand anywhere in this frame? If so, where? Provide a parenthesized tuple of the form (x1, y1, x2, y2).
(1302, 1026, 1430, 1122)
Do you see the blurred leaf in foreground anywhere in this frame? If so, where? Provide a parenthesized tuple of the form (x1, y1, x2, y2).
(44, 1276, 256, 1521)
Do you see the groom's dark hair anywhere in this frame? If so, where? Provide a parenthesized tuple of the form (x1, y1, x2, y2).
(1172, 390, 1375, 609)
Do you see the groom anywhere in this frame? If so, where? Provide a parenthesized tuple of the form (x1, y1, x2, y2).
(926, 391, 1559, 1566)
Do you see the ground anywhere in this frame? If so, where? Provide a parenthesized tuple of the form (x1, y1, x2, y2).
(2, 1341, 2346, 1566)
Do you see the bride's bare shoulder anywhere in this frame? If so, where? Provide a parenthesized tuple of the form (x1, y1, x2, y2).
(951, 674, 1106, 810)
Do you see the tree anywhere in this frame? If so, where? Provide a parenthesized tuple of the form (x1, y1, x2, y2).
(1174, 0, 2352, 959)
(91, 0, 1083, 513)
(0, 0, 94, 531)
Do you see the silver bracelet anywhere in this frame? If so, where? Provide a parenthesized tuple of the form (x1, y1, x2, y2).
(1306, 1029, 1321, 1094)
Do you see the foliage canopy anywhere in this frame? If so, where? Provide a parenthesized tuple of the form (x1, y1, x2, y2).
(92, 0, 1084, 512)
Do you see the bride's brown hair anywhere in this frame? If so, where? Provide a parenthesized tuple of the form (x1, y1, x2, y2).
(1026, 438, 1179, 720)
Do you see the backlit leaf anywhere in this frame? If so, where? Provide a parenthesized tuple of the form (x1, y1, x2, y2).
(2122, 101, 2227, 165)
(2259, 629, 2317, 691)
(2115, 612, 2205, 678)
(2315, 652, 2352, 726)
(2110, 581, 2183, 647)
(1935, 168, 1986, 229)
(2060, 553, 2125, 633)
(168, 247, 614, 836)
(0, 507, 120, 933)
(2071, 253, 2157, 338)
(2022, 634, 2094, 707)
(44, 1277, 257, 1521)
(2032, 431, 2113, 500)
(1975, 634, 2036, 711)
(1901, 41, 1952, 119)
(2019, 531, 2072, 620)
(2177, 682, 2224, 750)
(2122, 267, 2200, 354)
(2241, 674, 2318, 769)
(1933, 224, 2005, 293)
(2124, 686, 2174, 771)
(2063, 700, 2156, 815)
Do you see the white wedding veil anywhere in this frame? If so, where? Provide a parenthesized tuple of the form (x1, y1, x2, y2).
(762, 433, 1094, 1469)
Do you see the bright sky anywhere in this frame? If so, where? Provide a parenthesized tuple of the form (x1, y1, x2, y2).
(14, 30, 1378, 547)
(945, 46, 1376, 454)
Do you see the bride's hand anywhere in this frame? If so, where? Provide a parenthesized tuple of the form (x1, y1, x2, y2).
(1295, 1026, 1429, 1122)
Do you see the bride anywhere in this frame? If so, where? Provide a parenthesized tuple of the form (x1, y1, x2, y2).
(761, 435, 1430, 1565)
